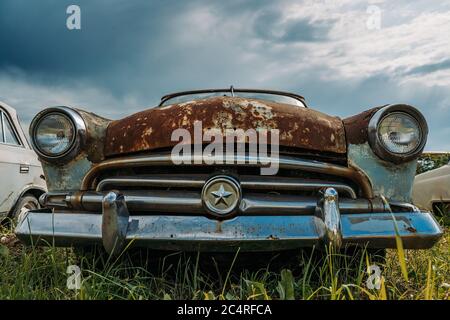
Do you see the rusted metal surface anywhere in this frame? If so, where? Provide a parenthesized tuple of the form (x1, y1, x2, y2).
(344, 104, 425, 203)
(75, 109, 111, 163)
(42, 156, 92, 191)
(41, 109, 110, 192)
(348, 143, 417, 202)
(19, 96, 445, 253)
(343, 107, 383, 145)
(104, 96, 347, 156)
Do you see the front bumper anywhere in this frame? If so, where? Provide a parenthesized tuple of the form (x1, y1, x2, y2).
(15, 207, 443, 253)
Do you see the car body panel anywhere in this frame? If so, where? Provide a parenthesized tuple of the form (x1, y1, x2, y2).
(16, 91, 443, 253)
(413, 163, 450, 211)
(104, 96, 347, 157)
(348, 143, 418, 202)
(0, 102, 47, 217)
(343, 107, 418, 203)
(38, 108, 110, 192)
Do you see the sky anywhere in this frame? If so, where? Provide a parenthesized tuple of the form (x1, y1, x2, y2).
(0, 0, 449, 150)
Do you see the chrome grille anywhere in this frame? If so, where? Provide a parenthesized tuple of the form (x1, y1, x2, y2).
(96, 174, 357, 199)
(43, 154, 384, 216)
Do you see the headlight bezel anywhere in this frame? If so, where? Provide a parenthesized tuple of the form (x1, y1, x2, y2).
(368, 104, 428, 164)
(30, 107, 87, 163)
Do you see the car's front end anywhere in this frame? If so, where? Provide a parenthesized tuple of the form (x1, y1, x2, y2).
(15, 90, 443, 255)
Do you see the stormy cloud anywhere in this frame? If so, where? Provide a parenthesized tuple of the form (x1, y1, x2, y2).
(0, 0, 449, 150)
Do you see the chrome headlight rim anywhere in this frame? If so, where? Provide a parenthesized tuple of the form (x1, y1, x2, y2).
(30, 107, 87, 163)
(368, 104, 428, 164)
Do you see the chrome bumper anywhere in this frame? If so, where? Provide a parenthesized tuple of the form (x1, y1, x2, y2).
(15, 190, 443, 254)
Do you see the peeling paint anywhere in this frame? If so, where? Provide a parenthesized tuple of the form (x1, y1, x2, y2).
(40, 110, 110, 192)
(43, 156, 92, 191)
(105, 96, 347, 156)
(348, 143, 417, 202)
(343, 107, 383, 145)
(75, 109, 111, 163)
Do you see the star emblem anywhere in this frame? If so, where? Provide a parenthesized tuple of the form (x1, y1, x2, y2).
(211, 184, 232, 206)
(202, 176, 241, 216)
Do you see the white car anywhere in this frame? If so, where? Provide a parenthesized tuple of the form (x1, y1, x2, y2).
(413, 159, 450, 214)
(0, 102, 47, 222)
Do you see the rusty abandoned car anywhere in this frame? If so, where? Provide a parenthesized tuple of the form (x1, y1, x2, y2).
(15, 88, 443, 257)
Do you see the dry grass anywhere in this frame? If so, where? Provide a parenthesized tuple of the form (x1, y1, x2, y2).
(0, 220, 448, 300)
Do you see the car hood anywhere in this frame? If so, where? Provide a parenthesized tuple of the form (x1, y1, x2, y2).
(104, 96, 347, 156)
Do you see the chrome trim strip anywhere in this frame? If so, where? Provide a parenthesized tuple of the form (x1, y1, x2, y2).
(102, 191, 129, 256)
(0, 108, 24, 146)
(321, 188, 342, 248)
(0, 111, 5, 143)
(159, 88, 307, 107)
(389, 201, 421, 213)
(240, 176, 357, 199)
(80, 191, 203, 214)
(96, 175, 207, 191)
(43, 190, 384, 215)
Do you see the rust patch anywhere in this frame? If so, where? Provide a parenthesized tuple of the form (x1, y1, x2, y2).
(215, 221, 223, 233)
(343, 107, 383, 145)
(104, 96, 347, 156)
(75, 109, 111, 163)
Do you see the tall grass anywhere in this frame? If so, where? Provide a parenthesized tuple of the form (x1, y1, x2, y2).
(0, 222, 448, 300)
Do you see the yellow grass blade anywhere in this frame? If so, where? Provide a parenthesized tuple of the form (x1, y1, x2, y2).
(424, 259, 434, 300)
(391, 213, 409, 282)
(378, 276, 387, 300)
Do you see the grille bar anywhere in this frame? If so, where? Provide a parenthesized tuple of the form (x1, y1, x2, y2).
(43, 190, 386, 215)
(96, 174, 357, 199)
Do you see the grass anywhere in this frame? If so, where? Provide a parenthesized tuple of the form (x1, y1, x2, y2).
(1, 218, 448, 300)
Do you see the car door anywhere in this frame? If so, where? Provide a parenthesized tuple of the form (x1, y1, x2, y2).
(0, 108, 36, 217)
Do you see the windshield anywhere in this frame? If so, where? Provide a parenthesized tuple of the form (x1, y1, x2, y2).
(160, 89, 306, 107)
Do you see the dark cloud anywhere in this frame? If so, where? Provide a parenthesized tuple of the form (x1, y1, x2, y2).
(252, 9, 331, 43)
(0, 0, 193, 95)
(405, 58, 450, 75)
(306, 76, 450, 151)
(0, 0, 449, 151)
(0, 0, 282, 99)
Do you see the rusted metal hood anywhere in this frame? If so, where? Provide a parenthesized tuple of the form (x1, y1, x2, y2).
(104, 97, 347, 156)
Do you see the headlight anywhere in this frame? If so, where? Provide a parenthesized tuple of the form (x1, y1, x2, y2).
(378, 112, 421, 154)
(368, 104, 428, 163)
(34, 113, 75, 156)
(30, 107, 86, 162)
